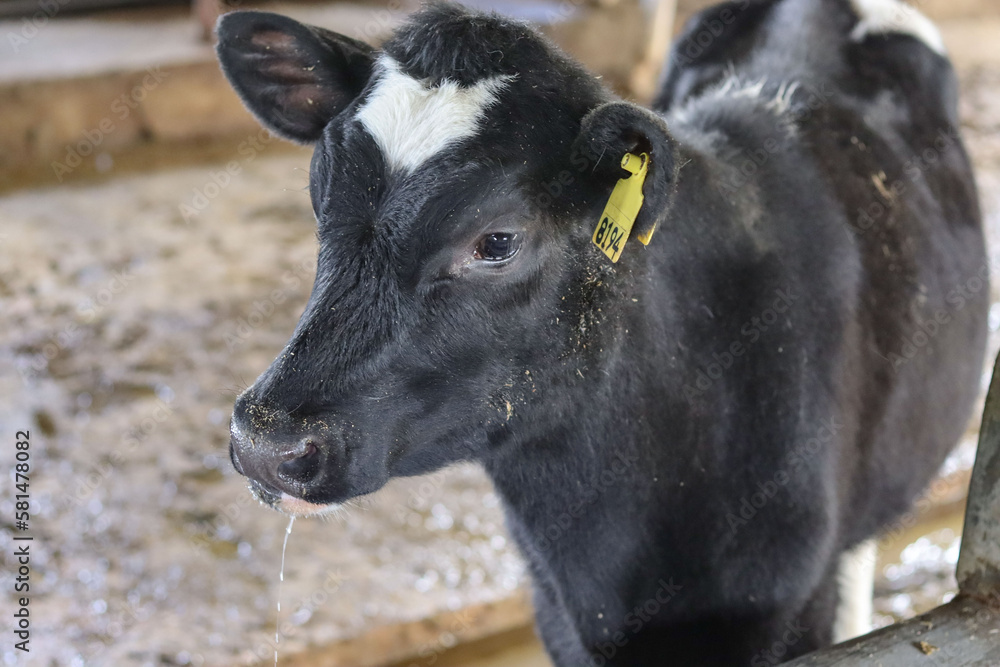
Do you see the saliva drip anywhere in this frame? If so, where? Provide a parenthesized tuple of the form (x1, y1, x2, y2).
(275, 516, 295, 667)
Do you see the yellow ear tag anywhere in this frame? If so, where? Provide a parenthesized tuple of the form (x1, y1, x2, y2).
(592, 152, 651, 263)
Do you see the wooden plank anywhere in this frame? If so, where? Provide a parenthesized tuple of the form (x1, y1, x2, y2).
(269, 591, 534, 667)
(785, 596, 1000, 666)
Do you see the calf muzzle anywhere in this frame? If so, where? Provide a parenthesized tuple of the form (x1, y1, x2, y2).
(228, 412, 335, 508)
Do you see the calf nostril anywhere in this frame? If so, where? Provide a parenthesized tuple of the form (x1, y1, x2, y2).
(276, 438, 321, 483)
(279, 438, 317, 461)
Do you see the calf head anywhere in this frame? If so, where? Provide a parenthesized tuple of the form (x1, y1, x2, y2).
(216, 4, 678, 515)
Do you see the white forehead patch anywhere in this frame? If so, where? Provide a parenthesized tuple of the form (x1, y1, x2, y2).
(356, 56, 514, 173)
(849, 0, 945, 55)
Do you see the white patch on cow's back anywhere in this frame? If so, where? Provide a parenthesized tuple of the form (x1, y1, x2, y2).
(356, 56, 514, 173)
(850, 0, 945, 55)
(833, 539, 877, 643)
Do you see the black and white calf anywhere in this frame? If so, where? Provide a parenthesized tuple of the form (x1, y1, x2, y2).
(215, 0, 987, 664)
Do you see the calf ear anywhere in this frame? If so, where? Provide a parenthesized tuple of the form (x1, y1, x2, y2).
(215, 11, 375, 143)
(572, 102, 679, 242)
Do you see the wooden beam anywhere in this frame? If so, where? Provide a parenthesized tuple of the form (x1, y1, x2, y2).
(957, 352, 1000, 597)
(784, 595, 1000, 666)
(629, 0, 678, 102)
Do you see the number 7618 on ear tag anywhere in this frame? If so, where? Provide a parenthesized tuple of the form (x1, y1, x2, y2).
(592, 152, 650, 263)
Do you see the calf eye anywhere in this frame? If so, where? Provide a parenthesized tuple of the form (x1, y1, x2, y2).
(474, 233, 522, 262)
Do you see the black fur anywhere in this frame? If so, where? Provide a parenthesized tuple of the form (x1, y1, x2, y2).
(215, 10, 374, 142)
(381, 2, 540, 85)
(215, 1, 988, 664)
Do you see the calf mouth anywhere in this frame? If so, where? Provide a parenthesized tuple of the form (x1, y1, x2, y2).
(246, 478, 342, 517)
(277, 493, 342, 517)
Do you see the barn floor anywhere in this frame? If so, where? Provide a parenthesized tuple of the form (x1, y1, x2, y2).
(2, 15, 1000, 667)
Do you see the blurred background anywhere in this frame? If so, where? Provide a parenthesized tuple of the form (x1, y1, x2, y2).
(0, 0, 999, 664)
